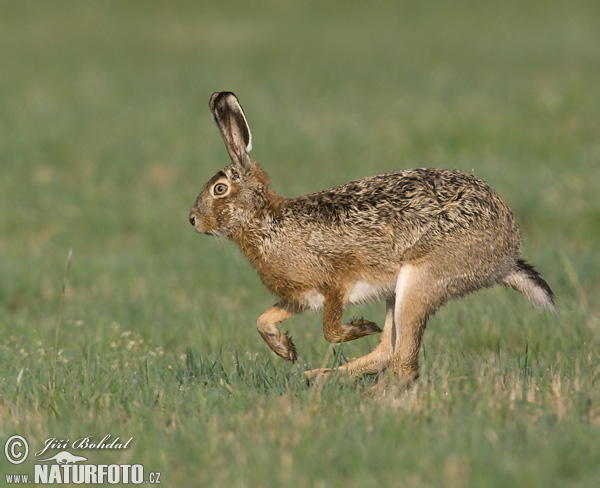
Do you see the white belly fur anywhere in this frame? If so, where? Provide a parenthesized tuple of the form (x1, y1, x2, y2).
(299, 279, 394, 310)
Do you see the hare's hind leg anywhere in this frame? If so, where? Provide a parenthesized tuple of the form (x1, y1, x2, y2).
(384, 261, 475, 387)
(384, 235, 519, 386)
(257, 302, 302, 363)
(304, 294, 397, 383)
(385, 263, 435, 384)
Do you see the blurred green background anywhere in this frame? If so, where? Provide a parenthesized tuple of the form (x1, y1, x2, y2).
(1, 1, 598, 486)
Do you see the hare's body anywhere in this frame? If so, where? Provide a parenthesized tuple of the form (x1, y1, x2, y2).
(190, 92, 555, 387)
(230, 169, 520, 305)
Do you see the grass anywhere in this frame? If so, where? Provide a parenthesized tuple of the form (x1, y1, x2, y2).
(1, 0, 599, 486)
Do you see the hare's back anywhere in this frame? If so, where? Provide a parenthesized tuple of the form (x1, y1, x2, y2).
(259, 168, 519, 303)
(288, 168, 511, 228)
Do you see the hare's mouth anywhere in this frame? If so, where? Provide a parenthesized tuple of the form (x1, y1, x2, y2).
(190, 216, 218, 236)
(189, 214, 205, 234)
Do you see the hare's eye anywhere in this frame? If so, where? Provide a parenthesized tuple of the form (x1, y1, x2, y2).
(213, 183, 229, 196)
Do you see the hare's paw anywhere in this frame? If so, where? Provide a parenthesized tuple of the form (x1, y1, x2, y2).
(348, 317, 382, 337)
(280, 331, 298, 363)
(260, 330, 298, 363)
(326, 318, 382, 343)
(303, 368, 332, 386)
(256, 303, 301, 363)
(303, 367, 360, 386)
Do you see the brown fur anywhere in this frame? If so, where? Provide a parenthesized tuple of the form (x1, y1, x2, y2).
(189, 92, 555, 388)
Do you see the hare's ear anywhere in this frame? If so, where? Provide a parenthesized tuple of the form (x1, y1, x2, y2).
(209, 92, 253, 167)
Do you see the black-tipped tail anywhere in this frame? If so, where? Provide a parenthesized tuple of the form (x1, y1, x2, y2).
(503, 259, 556, 312)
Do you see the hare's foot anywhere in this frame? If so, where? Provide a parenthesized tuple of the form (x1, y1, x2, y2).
(261, 330, 297, 363)
(257, 302, 302, 363)
(304, 337, 392, 386)
(325, 318, 382, 343)
(303, 368, 332, 386)
(257, 327, 297, 363)
(347, 317, 383, 339)
(304, 366, 386, 388)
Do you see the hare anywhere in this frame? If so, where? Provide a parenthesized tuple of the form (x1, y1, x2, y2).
(189, 91, 555, 387)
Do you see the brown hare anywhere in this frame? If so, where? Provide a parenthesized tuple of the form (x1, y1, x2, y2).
(189, 91, 555, 387)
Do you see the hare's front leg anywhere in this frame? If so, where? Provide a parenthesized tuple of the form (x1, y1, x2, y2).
(304, 296, 395, 383)
(321, 289, 382, 343)
(303, 289, 383, 382)
(257, 302, 301, 363)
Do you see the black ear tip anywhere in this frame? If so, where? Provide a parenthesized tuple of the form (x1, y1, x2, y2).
(209, 92, 227, 112)
(209, 91, 239, 111)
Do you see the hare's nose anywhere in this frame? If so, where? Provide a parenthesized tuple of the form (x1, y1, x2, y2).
(189, 215, 196, 226)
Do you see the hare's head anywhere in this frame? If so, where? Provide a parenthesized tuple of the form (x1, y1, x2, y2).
(190, 92, 271, 236)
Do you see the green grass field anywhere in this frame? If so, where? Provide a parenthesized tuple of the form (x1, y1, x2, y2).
(1, 1, 598, 486)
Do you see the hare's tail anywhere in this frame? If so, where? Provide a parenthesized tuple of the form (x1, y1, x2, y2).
(503, 259, 556, 312)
